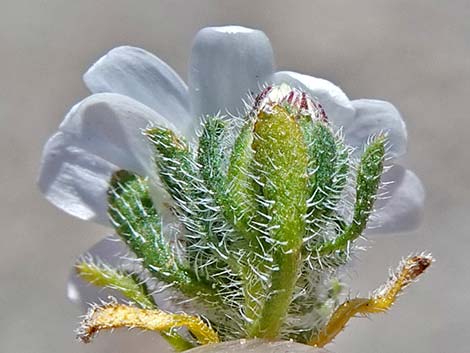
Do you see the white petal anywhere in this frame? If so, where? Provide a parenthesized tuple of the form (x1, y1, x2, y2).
(38, 132, 116, 224)
(58, 93, 164, 176)
(38, 93, 169, 223)
(84, 46, 192, 137)
(348, 99, 407, 158)
(271, 71, 355, 128)
(189, 26, 274, 120)
(368, 165, 425, 234)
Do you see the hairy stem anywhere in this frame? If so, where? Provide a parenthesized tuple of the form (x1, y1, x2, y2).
(76, 261, 194, 350)
(78, 302, 219, 346)
(308, 254, 432, 347)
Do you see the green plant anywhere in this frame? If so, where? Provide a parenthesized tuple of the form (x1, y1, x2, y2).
(75, 85, 431, 349)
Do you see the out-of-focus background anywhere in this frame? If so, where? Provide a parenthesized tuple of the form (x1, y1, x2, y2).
(1, 1, 469, 352)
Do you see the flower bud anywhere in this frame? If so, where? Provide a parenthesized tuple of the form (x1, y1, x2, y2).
(253, 84, 327, 122)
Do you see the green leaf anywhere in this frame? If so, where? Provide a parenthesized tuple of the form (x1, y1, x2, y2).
(248, 106, 309, 338)
(197, 116, 227, 198)
(299, 119, 349, 227)
(108, 170, 218, 302)
(145, 127, 202, 220)
(223, 120, 260, 239)
(76, 260, 156, 309)
(146, 127, 224, 247)
(145, 128, 244, 328)
(316, 136, 386, 255)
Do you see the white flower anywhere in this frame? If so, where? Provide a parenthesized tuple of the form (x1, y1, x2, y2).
(38, 25, 424, 305)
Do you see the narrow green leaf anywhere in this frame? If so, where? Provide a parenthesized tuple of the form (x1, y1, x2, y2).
(146, 127, 225, 247)
(145, 128, 202, 219)
(108, 170, 218, 302)
(316, 136, 386, 255)
(76, 261, 156, 309)
(224, 120, 260, 238)
(145, 128, 242, 323)
(299, 119, 349, 224)
(197, 116, 227, 197)
(248, 106, 309, 338)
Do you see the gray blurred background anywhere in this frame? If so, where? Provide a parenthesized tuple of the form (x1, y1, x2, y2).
(1, 1, 469, 352)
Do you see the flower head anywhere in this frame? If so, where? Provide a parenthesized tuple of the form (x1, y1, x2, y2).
(38, 25, 428, 349)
